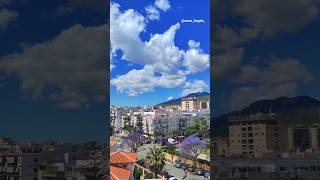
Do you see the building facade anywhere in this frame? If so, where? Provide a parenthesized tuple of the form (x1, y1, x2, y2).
(228, 114, 289, 157)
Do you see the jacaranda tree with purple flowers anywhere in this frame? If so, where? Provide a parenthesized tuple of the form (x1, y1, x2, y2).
(179, 135, 205, 168)
(122, 134, 147, 152)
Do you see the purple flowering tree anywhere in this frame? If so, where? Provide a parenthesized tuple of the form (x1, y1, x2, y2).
(122, 134, 147, 152)
(179, 135, 205, 168)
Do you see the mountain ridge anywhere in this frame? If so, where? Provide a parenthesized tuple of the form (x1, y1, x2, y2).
(213, 96, 320, 127)
(155, 92, 210, 107)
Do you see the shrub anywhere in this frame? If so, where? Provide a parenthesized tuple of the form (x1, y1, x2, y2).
(145, 171, 153, 179)
(134, 166, 143, 179)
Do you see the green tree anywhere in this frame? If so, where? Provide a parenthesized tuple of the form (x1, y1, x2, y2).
(184, 117, 209, 138)
(123, 124, 135, 133)
(146, 147, 165, 178)
(184, 127, 195, 137)
(194, 117, 209, 138)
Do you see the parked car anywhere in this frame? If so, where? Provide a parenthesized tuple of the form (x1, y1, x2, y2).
(173, 160, 181, 165)
(174, 162, 182, 168)
(181, 163, 188, 170)
(194, 169, 203, 175)
(168, 177, 179, 180)
(159, 171, 169, 178)
(187, 164, 195, 172)
(204, 171, 210, 178)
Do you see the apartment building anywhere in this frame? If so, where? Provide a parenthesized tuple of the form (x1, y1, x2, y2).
(310, 124, 320, 152)
(228, 113, 289, 157)
(0, 153, 40, 180)
(181, 97, 199, 111)
(181, 97, 210, 111)
(141, 111, 210, 143)
(130, 111, 142, 127)
(212, 137, 229, 157)
(288, 123, 320, 152)
(110, 107, 129, 132)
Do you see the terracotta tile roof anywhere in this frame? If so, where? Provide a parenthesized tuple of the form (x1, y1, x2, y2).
(110, 165, 131, 180)
(110, 151, 137, 164)
(110, 140, 118, 147)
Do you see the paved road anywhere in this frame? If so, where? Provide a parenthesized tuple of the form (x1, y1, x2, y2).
(137, 144, 205, 180)
(164, 163, 206, 180)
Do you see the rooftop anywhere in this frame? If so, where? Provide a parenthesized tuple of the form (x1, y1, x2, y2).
(110, 151, 137, 164)
(110, 165, 131, 180)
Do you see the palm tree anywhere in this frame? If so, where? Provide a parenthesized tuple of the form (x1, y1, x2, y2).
(146, 147, 165, 178)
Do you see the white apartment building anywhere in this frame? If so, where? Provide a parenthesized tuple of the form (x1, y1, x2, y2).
(110, 107, 131, 133)
(141, 111, 210, 143)
(130, 111, 142, 127)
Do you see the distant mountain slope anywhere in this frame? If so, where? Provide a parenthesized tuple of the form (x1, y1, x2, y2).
(213, 96, 320, 127)
(156, 92, 210, 107)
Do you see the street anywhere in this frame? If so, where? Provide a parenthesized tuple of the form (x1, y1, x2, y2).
(137, 144, 206, 180)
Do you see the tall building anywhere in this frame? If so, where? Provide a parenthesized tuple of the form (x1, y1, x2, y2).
(288, 123, 320, 152)
(181, 97, 209, 111)
(310, 124, 320, 152)
(228, 113, 289, 157)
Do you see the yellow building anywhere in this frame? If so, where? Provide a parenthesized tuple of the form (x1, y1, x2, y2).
(181, 97, 209, 111)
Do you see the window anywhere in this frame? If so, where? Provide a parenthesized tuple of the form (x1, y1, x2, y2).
(248, 127, 253, 131)
(33, 168, 38, 173)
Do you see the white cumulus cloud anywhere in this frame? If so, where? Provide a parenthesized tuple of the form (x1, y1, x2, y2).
(145, 5, 160, 20)
(182, 80, 208, 96)
(155, 0, 171, 12)
(110, 3, 209, 96)
(183, 40, 210, 73)
(0, 24, 108, 108)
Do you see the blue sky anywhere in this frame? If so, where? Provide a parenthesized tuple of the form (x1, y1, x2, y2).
(110, 0, 210, 107)
(0, 0, 107, 143)
(213, 0, 320, 116)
